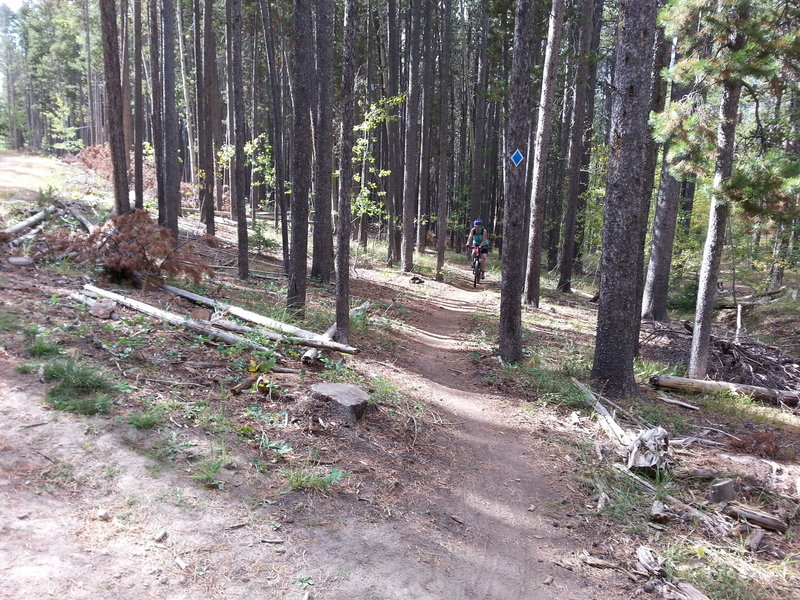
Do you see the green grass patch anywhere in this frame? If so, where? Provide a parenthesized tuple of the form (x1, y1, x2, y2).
(634, 358, 687, 380)
(26, 337, 61, 358)
(191, 457, 227, 489)
(495, 363, 586, 407)
(283, 465, 350, 493)
(128, 406, 165, 429)
(42, 359, 116, 415)
(0, 309, 19, 332)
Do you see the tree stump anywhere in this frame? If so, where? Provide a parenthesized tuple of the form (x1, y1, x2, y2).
(309, 383, 370, 424)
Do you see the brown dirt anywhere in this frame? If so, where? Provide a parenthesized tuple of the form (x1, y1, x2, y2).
(1, 150, 799, 599)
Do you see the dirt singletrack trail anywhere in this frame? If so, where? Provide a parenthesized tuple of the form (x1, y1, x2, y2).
(294, 274, 627, 599)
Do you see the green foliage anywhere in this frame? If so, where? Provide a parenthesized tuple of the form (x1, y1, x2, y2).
(41, 360, 116, 415)
(191, 458, 227, 489)
(129, 406, 165, 429)
(25, 336, 61, 357)
(0, 309, 19, 332)
(495, 363, 586, 407)
(284, 465, 351, 493)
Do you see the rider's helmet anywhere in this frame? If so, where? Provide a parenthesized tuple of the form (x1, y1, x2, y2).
(474, 218, 483, 226)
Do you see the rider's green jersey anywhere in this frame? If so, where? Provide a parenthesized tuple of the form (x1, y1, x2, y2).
(472, 227, 487, 247)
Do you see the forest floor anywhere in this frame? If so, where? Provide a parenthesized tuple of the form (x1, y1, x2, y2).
(1, 149, 799, 600)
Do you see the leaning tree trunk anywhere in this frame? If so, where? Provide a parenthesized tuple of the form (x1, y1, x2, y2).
(99, 0, 130, 215)
(523, 0, 565, 307)
(336, 0, 358, 344)
(148, 0, 165, 223)
(287, 0, 314, 311)
(435, 0, 453, 283)
(499, 0, 535, 363)
(401, 0, 423, 272)
(590, 0, 658, 398)
(469, 5, 489, 224)
(310, 0, 335, 284)
(385, 0, 402, 265)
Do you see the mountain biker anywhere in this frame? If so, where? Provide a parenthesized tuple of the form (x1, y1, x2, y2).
(467, 218, 490, 279)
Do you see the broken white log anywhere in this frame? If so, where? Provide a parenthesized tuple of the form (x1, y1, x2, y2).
(162, 284, 359, 354)
(7, 256, 35, 266)
(650, 375, 800, 407)
(572, 378, 633, 446)
(64, 205, 97, 233)
(1, 204, 58, 236)
(10, 223, 47, 247)
(627, 427, 669, 470)
(83, 284, 301, 373)
(301, 302, 370, 364)
(202, 318, 360, 354)
(658, 395, 700, 411)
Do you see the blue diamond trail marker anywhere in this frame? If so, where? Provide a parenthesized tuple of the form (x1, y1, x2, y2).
(511, 149, 524, 167)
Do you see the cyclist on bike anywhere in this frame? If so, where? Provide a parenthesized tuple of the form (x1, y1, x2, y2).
(467, 218, 490, 279)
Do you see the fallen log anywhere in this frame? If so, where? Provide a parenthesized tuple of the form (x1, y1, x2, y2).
(10, 223, 46, 247)
(650, 375, 800, 407)
(200, 318, 360, 354)
(301, 302, 370, 364)
(1, 204, 58, 236)
(162, 284, 359, 354)
(64, 205, 97, 233)
(83, 284, 302, 373)
(724, 503, 788, 533)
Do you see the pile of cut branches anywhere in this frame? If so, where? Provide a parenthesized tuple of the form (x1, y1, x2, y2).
(44, 209, 214, 284)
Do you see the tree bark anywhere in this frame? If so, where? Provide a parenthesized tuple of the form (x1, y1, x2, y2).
(175, 0, 195, 184)
(228, 0, 248, 279)
(688, 78, 744, 378)
(435, 0, 453, 283)
(557, 0, 594, 293)
(401, 0, 423, 272)
(469, 5, 489, 224)
(133, 0, 144, 209)
(590, 0, 658, 398)
(311, 0, 335, 283)
(415, 0, 435, 252)
(99, 0, 130, 215)
(499, 0, 535, 363)
(523, 0, 566, 307)
(161, 0, 180, 239)
(287, 0, 314, 310)
(148, 0, 165, 224)
(335, 0, 358, 343)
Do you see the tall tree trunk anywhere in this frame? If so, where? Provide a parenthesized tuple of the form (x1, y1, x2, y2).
(258, 0, 287, 264)
(311, 0, 335, 283)
(148, 0, 165, 224)
(120, 0, 133, 166)
(415, 0, 434, 252)
(435, 0, 453, 283)
(385, 0, 402, 265)
(228, 0, 248, 279)
(642, 73, 692, 321)
(524, 0, 566, 307)
(336, 0, 358, 343)
(469, 5, 489, 223)
(176, 0, 196, 184)
(287, 0, 314, 310)
(161, 0, 180, 239)
(572, 0, 605, 275)
(688, 46, 746, 378)
(197, 0, 214, 236)
(82, 0, 96, 147)
(590, 0, 658, 398)
(499, 0, 535, 363)
(99, 0, 130, 215)
(133, 0, 144, 209)
(557, 0, 594, 293)
(401, 0, 422, 272)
